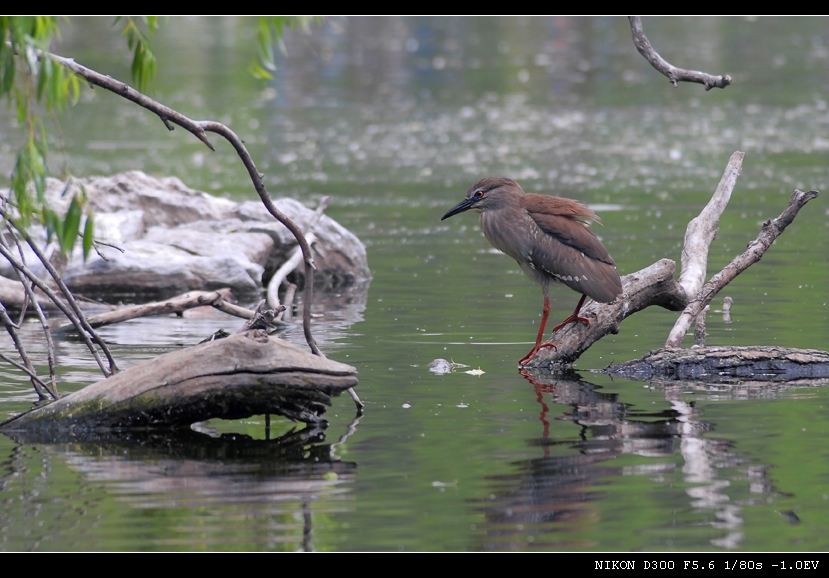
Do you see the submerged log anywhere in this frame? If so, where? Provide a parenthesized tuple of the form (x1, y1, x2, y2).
(606, 346, 829, 383)
(0, 330, 357, 432)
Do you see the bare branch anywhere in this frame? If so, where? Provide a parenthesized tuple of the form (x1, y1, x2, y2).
(666, 189, 819, 348)
(74, 289, 290, 331)
(196, 121, 322, 357)
(0, 230, 59, 397)
(0, 351, 51, 397)
(0, 242, 111, 377)
(79, 289, 231, 329)
(90, 238, 125, 261)
(46, 53, 216, 150)
(629, 16, 732, 91)
(21, 231, 118, 374)
(0, 303, 52, 400)
(267, 196, 330, 309)
(279, 282, 298, 321)
(234, 299, 286, 333)
(677, 151, 744, 300)
(525, 259, 688, 366)
(42, 49, 324, 359)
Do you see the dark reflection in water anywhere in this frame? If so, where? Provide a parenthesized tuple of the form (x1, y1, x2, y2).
(2, 422, 359, 551)
(470, 370, 804, 551)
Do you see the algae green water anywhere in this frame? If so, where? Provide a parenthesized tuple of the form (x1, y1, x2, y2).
(1, 17, 828, 551)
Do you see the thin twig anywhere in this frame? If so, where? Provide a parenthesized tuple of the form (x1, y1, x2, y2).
(629, 17, 732, 91)
(0, 230, 59, 397)
(0, 351, 51, 397)
(0, 242, 111, 377)
(0, 303, 51, 400)
(279, 282, 297, 321)
(234, 299, 286, 333)
(22, 230, 118, 374)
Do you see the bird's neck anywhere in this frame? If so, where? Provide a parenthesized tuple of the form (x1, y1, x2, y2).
(480, 210, 526, 262)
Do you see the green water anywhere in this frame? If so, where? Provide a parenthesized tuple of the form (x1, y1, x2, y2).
(1, 17, 828, 551)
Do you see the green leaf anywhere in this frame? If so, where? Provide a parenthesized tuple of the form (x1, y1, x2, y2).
(37, 56, 48, 101)
(60, 196, 82, 256)
(65, 70, 80, 105)
(2, 56, 15, 96)
(82, 214, 94, 260)
(42, 207, 61, 244)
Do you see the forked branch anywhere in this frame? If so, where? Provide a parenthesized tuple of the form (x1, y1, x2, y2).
(526, 152, 819, 367)
(665, 188, 819, 347)
(629, 16, 732, 91)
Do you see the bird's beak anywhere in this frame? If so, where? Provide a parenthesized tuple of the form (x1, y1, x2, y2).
(441, 197, 476, 221)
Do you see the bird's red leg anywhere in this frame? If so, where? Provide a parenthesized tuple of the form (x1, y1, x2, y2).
(519, 295, 555, 365)
(552, 294, 589, 333)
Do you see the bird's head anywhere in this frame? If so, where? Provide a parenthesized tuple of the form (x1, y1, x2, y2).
(441, 177, 524, 221)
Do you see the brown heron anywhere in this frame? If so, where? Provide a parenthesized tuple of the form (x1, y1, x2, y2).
(441, 177, 622, 365)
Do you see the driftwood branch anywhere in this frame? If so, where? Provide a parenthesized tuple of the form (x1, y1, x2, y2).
(76, 289, 237, 329)
(676, 151, 743, 301)
(43, 49, 322, 358)
(629, 16, 732, 91)
(525, 259, 687, 366)
(526, 152, 819, 368)
(57, 290, 292, 335)
(665, 188, 819, 347)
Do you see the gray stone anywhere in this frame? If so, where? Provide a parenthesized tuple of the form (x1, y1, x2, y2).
(64, 240, 262, 298)
(17, 171, 372, 299)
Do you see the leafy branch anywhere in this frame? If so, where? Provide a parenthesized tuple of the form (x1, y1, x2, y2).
(249, 16, 317, 80)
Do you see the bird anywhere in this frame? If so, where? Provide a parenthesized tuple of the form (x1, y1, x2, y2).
(441, 177, 622, 365)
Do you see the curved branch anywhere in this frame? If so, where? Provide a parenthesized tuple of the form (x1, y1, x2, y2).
(43, 49, 323, 358)
(267, 196, 329, 310)
(629, 16, 732, 91)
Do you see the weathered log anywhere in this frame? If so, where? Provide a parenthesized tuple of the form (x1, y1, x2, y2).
(606, 346, 829, 383)
(0, 330, 358, 432)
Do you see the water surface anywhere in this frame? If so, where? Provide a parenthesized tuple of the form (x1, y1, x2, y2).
(1, 17, 828, 551)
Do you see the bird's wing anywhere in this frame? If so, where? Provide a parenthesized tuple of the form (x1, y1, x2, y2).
(525, 229, 620, 302)
(528, 211, 615, 265)
(525, 210, 622, 303)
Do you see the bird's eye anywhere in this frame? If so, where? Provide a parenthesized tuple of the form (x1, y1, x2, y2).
(474, 190, 484, 199)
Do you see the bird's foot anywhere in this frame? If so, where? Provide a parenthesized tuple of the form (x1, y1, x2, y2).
(552, 314, 590, 334)
(519, 342, 557, 366)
